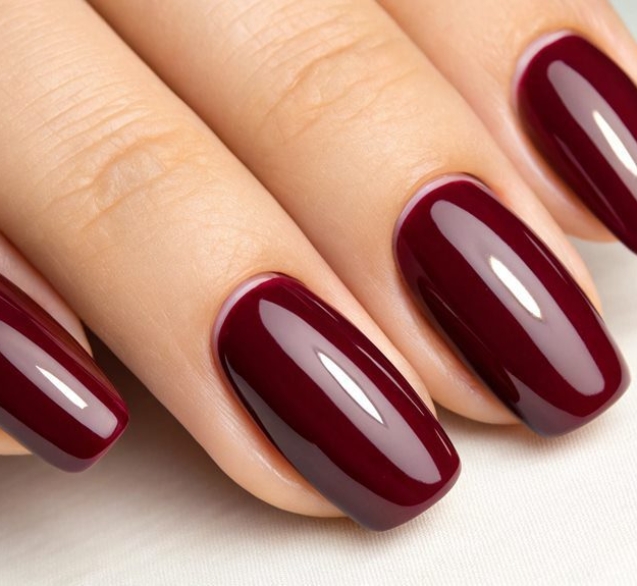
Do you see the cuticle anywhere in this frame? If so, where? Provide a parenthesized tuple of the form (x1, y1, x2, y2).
(393, 172, 490, 254)
(511, 28, 586, 113)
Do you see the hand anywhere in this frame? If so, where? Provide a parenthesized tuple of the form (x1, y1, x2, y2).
(0, 0, 632, 530)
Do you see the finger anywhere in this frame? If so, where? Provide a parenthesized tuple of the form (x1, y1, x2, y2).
(0, 232, 107, 456)
(89, 0, 627, 433)
(378, 0, 637, 249)
(1, 230, 90, 457)
(0, 0, 459, 529)
(0, 233, 127, 466)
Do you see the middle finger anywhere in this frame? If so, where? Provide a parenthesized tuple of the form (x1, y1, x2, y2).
(91, 0, 630, 434)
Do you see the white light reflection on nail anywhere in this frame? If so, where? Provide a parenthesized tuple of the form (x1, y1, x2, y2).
(36, 366, 88, 410)
(318, 351, 384, 424)
(489, 256, 542, 319)
(592, 110, 637, 177)
(548, 61, 637, 190)
(0, 321, 119, 438)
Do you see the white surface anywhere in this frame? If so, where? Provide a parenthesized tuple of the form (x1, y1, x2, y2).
(2, 3, 637, 585)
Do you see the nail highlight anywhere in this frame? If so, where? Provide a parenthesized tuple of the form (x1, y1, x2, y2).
(0, 273, 128, 471)
(517, 32, 637, 252)
(394, 175, 629, 436)
(214, 274, 460, 531)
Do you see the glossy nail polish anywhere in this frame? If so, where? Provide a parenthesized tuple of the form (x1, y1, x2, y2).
(516, 32, 637, 252)
(0, 274, 128, 471)
(394, 176, 629, 436)
(214, 274, 460, 531)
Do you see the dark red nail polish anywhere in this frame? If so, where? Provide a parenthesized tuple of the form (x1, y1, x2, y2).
(394, 176, 629, 436)
(0, 274, 128, 471)
(517, 32, 637, 252)
(214, 274, 460, 531)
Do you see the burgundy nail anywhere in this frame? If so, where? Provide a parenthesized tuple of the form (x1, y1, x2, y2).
(0, 273, 128, 471)
(516, 32, 637, 252)
(214, 274, 460, 531)
(394, 176, 629, 436)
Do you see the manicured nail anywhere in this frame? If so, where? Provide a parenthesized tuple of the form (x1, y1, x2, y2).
(214, 274, 460, 531)
(516, 32, 637, 252)
(0, 274, 128, 471)
(394, 175, 629, 436)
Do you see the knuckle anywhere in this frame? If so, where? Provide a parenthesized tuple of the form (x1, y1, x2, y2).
(34, 94, 278, 279)
(246, 5, 415, 143)
(39, 99, 213, 236)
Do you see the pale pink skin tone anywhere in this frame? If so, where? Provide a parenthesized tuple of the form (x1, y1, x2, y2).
(0, 0, 634, 520)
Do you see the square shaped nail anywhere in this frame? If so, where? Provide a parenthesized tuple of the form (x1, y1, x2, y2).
(394, 175, 629, 436)
(214, 274, 460, 531)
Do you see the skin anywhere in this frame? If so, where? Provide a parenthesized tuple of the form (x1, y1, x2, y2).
(0, 0, 632, 518)
(86, 0, 604, 423)
(380, 0, 636, 241)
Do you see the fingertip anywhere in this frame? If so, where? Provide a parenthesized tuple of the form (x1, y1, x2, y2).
(0, 430, 30, 456)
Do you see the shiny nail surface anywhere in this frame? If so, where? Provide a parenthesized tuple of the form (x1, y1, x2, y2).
(0, 274, 128, 471)
(214, 274, 460, 531)
(394, 176, 629, 436)
(517, 32, 637, 252)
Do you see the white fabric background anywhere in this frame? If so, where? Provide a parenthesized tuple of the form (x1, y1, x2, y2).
(2, 2, 637, 584)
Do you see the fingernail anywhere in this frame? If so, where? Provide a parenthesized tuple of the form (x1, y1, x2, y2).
(394, 175, 629, 436)
(0, 273, 128, 471)
(214, 274, 460, 531)
(516, 32, 637, 252)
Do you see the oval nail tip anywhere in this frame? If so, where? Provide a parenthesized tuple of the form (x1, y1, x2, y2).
(504, 313, 631, 437)
(49, 425, 129, 473)
(317, 419, 462, 532)
(477, 327, 631, 438)
(64, 408, 129, 473)
(520, 366, 631, 438)
(0, 401, 128, 472)
(54, 378, 130, 472)
(353, 457, 462, 532)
